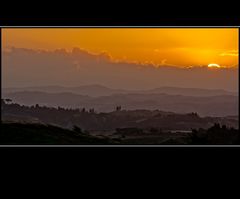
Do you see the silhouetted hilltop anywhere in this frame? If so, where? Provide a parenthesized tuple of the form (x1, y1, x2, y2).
(2, 100, 238, 131)
(2, 90, 238, 116)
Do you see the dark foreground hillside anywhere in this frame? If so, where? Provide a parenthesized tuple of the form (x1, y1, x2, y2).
(2, 100, 238, 131)
(1, 123, 116, 145)
(1, 122, 239, 145)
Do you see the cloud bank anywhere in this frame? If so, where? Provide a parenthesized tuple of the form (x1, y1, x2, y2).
(2, 47, 238, 91)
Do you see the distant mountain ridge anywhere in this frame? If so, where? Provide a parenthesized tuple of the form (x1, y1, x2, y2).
(146, 86, 237, 97)
(2, 84, 237, 97)
(3, 89, 238, 117)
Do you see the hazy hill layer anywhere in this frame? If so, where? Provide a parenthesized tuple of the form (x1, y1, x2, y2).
(2, 85, 237, 97)
(3, 90, 238, 117)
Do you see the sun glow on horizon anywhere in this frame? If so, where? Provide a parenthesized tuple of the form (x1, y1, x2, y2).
(2, 28, 238, 68)
(208, 63, 221, 68)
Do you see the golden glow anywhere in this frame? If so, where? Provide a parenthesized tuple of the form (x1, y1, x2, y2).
(2, 28, 239, 68)
(208, 63, 221, 68)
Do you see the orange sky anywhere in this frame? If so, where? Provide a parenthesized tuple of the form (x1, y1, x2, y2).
(2, 28, 239, 68)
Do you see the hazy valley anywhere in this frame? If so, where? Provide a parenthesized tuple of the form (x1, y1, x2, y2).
(2, 85, 238, 117)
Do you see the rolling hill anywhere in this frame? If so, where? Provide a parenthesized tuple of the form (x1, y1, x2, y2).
(2, 84, 237, 97)
(2, 90, 238, 117)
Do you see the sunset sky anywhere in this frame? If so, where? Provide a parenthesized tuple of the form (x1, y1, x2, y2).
(2, 28, 239, 68)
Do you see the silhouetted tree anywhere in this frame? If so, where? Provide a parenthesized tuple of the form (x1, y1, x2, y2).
(116, 106, 121, 111)
(5, 99, 12, 104)
(89, 108, 95, 113)
(58, 106, 64, 111)
(190, 123, 239, 144)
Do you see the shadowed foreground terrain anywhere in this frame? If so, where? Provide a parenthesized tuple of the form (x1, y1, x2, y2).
(1, 122, 239, 145)
(1, 100, 239, 145)
(1, 123, 115, 145)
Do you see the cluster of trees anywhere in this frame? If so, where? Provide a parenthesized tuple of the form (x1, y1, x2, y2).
(190, 123, 239, 144)
(2, 98, 122, 114)
(114, 124, 239, 145)
(1, 99, 239, 145)
(2, 99, 126, 130)
(116, 106, 122, 111)
(2, 99, 239, 140)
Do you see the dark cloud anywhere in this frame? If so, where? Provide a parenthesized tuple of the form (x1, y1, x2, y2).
(2, 47, 238, 92)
